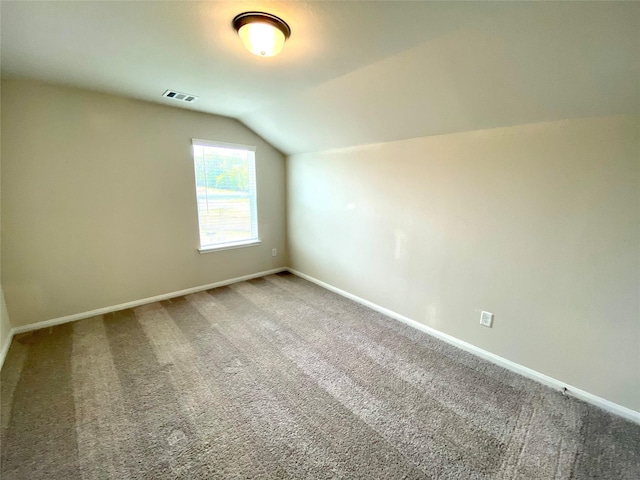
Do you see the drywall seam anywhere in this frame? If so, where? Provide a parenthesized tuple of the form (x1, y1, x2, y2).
(287, 268, 640, 425)
(5, 267, 287, 341)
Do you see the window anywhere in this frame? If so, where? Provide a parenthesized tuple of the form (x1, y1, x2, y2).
(191, 139, 259, 252)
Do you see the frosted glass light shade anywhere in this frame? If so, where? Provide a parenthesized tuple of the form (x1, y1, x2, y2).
(238, 22, 285, 57)
(233, 12, 291, 58)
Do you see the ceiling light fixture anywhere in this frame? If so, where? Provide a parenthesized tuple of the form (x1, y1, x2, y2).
(232, 12, 291, 58)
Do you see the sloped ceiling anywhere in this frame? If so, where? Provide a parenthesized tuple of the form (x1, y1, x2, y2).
(1, 1, 638, 155)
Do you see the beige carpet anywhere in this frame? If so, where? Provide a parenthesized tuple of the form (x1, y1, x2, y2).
(1, 272, 639, 479)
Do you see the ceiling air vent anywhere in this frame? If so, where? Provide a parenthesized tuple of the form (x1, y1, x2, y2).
(163, 90, 198, 103)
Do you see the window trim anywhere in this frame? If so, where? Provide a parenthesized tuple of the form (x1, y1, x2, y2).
(191, 138, 259, 252)
(191, 138, 257, 152)
(198, 239, 262, 254)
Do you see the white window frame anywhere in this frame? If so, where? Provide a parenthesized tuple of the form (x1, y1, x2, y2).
(191, 139, 260, 253)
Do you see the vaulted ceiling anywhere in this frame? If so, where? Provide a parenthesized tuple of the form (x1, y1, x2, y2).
(2, 1, 638, 155)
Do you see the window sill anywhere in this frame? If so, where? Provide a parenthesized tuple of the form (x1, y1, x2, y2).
(198, 240, 261, 254)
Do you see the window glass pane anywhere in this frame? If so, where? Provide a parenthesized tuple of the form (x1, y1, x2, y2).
(192, 141, 258, 249)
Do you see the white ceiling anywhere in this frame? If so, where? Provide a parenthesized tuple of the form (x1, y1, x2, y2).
(2, 1, 639, 155)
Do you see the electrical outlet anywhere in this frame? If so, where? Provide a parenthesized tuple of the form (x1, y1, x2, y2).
(272, 248, 277, 257)
(480, 311, 493, 328)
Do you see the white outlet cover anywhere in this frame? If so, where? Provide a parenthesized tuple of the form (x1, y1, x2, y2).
(480, 311, 493, 327)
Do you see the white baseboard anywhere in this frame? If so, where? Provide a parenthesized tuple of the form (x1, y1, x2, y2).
(3, 265, 638, 425)
(1, 267, 286, 370)
(0, 329, 14, 371)
(8, 267, 287, 339)
(287, 268, 640, 425)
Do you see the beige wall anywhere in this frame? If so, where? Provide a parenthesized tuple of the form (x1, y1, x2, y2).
(1, 79, 287, 327)
(287, 115, 640, 411)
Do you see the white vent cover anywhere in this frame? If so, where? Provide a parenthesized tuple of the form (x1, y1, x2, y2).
(163, 90, 198, 103)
